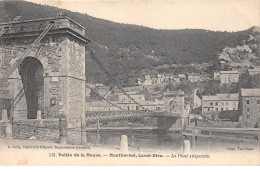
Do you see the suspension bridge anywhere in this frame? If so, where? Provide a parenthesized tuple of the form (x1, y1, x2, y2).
(0, 13, 187, 144)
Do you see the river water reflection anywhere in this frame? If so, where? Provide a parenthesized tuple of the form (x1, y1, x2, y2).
(86, 130, 258, 152)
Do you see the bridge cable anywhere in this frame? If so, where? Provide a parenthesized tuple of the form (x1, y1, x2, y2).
(85, 45, 160, 116)
(85, 84, 125, 111)
(0, 27, 8, 37)
(0, 22, 54, 85)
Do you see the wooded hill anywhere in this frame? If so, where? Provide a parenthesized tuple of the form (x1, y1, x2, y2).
(0, 1, 255, 85)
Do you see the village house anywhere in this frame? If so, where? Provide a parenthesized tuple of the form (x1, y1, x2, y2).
(220, 70, 239, 85)
(202, 93, 239, 116)
(94, 83, 110, 97)
(157, 74, 165, 83)
(213, 71, 220, 80)
(144, 75, 152, 85)
(142, 99, 165, 112)
(86, 100, 121, 111)
(178, 74, 186, 81)
(247, 67, 260, 75)
(85, 83, 95, 98)
(186, 73, 201, 83)
(117, 93, 145, 110)
(136, 78, 143, 85)
(220, 60, 226, 70)
(200, 74, 210, 81)
(239, 88, 260, 128)
(86, 88, 186, 114)
(86, 92, 165, 112)
(164, 74, 175, 82)
(173, 75, 181, 82)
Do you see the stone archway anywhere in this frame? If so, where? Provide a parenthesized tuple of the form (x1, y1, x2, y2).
(18, 57, 44, 119)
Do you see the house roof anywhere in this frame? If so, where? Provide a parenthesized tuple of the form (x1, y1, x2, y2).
(241, 88, 260, 97)
(144, 75, 151, 80)
(202, 93, 239, 101)
(202, 95, 218, 101)
(187, 73, 200, 76)
(248, 67, 260, 72)
(163, 90, 184, 96)
(178, 74, 186, 78)
(220, 70, 239, 74)
(217, 93, 239, 100)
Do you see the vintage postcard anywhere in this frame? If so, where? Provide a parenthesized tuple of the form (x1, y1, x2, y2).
(0, 0, 259, 166)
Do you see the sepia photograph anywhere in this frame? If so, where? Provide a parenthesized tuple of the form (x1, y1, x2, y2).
(0, 0, 259, 166)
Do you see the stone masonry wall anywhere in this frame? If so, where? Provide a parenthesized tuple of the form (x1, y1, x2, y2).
(12, 119, 66, 142)
(241, 96, 260, 128)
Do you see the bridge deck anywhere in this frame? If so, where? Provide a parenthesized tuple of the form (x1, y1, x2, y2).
(85, 110, 183, 123)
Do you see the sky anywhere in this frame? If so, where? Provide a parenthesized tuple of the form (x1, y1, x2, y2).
(27, 0, 259, 32)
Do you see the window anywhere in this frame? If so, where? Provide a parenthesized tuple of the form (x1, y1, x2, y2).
(221, 108, 224, 111)
(257, 100, 260, 104)
(233, 107, 236, 110)
(225, 102, 229, 106)
(247, 100, 249, 104)
(247, 114, 250, 119)
(216, 108, 218, 111)
(221, 102, 224, 106)
(216, 102, 218, 106)
(247, 108, 250, 112)
(210, 102, 213, 106)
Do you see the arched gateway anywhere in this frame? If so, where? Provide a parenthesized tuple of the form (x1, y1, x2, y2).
(19, 57, 44, 119)
(0, 13, 90, 144)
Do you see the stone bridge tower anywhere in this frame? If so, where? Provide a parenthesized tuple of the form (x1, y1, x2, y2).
(0, 14, 90, 144)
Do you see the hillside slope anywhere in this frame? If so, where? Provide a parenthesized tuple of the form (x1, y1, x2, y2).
(0, 0, 255, 85)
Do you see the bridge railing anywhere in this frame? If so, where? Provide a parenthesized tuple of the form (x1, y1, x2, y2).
(85, 110, 183, 124)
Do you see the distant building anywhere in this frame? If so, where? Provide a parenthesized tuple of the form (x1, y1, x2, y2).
(186, 73, 201, 83)
(144, 75, 152, 85)
(163, 90, 184, 115)
(157, 74, 165, 83)
(117, 93, 145, 110)
(213, 71, 220, 80)
(86, 92, 164, 112)
(220, 60, 226, 70)
(240, 88, 260, 128)
(142, 99, 165, 112)
(85, 83, 95, 97)
(95, 84, 110, 97)
(173, 75, 181, 82)
(151, 75, 158, 84)
(247, 67, 260, 75)
(86, 100, 120, 111)
(220, 70, 239, 85)
(136, 78, 143, 85)
(178, 74, 186, 81)
(164, 74, 175, 82)
(202, 93, 239, 116)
